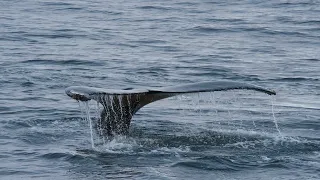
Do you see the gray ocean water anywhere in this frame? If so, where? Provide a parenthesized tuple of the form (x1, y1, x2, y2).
(1, 0, 320, 179)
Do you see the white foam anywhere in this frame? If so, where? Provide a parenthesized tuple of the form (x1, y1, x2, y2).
(102, 138, 136, 153)
(261, 156, 271, 161)
(150, 146, 190, 156)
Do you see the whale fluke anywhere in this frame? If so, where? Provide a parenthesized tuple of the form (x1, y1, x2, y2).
(65, 81, 276, 136)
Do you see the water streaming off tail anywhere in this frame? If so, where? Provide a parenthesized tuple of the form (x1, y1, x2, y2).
(82, 101, 95, 148)
(271, 96, 282, 136)
(77, 91, 281, 149)
(163, 91, 281, 135)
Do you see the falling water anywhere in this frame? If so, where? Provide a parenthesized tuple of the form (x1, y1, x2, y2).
(250, 110, 257, 128)
(271, 96, 282, 136)
(83, 101, 95, 148)
(76, 91, 281, 149)
(118, 95, 123, 121)
(78, 101, 86, 121)
(94, 101, 104, 144)
(127, 95, 132, 117)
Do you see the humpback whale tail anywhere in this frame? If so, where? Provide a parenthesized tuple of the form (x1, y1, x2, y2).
(65, 81, 276, 136)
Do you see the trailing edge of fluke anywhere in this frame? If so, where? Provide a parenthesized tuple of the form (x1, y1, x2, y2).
(65, 81, 276, 136)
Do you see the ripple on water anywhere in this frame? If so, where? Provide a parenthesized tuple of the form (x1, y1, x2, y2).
(21, 59, 105, 66)
(1, 0, 320, 179)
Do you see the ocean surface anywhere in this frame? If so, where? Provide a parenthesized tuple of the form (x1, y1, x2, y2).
(1, 0, 320, 179)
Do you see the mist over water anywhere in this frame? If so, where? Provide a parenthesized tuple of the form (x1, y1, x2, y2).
(1, 0, 320, 179)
